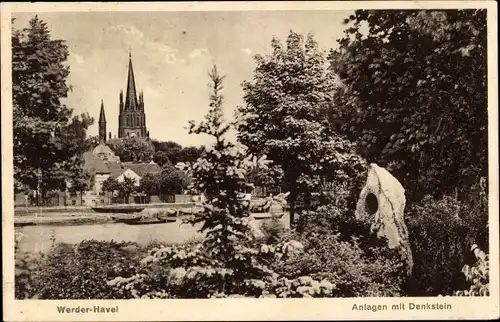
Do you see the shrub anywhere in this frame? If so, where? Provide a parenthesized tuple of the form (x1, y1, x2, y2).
(24, 240, 145, 299)
(455, 251, 489, 296)
(405, 188, 488, 296)
(15, 232, 43, 299)
(286, 205, 406, 297)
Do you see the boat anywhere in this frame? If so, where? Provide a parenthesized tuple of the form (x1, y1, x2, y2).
(165, 209, 178, 217)
(91, 206, 145, 214)
(123, 217, 176, 225)
(14, 221, 36, 227)
(251, 212, 285, 220)
(111, 214, 143, 223)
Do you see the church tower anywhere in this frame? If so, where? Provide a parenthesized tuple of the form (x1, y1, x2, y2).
(118, 52, 148, 138)
(98, 99, 107, 143)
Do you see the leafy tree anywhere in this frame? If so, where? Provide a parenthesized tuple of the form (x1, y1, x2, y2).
(106, 136, 155, 162)
(151, 140, 182, 152)
(179, 146, 203, 163)
(101, 177, 120, 203)
(152, 150, 171, 166)
(67, 166, 94, 205)
(329, 9, 487, 200)
(151, 140, 203, 165)
(117, 176, 136, 203)
(237, 31, 365, 225)
(86, 135, 100, 149)
(138, 173, 160, 197)
(158, 163, 189, 195)
(12, 16, 93, 204)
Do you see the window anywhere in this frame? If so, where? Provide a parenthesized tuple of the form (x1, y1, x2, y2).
(126, 116, 129, 126)
(72, 200, 76, 206)
(137, 116, 140, 126)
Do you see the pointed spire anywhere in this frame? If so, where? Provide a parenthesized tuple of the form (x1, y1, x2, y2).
(99, 99, 106, 123)
(124, 53, 138, 111)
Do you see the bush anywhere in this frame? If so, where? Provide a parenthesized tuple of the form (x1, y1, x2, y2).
(455, 252, 489, 296)
(280, 205, 406, 297)
(405, 189, 488, 296)
(17, 240, 146, 299)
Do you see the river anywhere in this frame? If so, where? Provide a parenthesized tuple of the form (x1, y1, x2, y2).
(15, 214, 290, 254)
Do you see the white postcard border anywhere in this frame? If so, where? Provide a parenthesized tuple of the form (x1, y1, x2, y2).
(2, 1, 498, 321)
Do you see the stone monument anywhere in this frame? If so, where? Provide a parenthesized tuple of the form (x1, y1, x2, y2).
(355, 163, 413, 275)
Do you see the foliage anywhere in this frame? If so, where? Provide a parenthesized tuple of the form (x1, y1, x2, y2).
(238, 31, 365, 225)
(109, 65, 334, 299)
(15, 232, 42, 299)
(138, 173, 160, 196)
(137, 164, 190, 196)
(106, 136, 155, 162)
(405, 185, 488, 296)
(16, 240, 145, 299)
(12, 16, 93, 202)
(288, 204, 407, 297)
(117, 176, 137, 202)
(455, 252, 489, 296)
(101, 177, 120, 201)
(151, 140, 203, 166)
(329, 10, 488, 200)
(67, 162, 94, 201)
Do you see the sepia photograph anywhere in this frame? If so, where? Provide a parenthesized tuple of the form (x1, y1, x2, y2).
(2, 1, 498, 321)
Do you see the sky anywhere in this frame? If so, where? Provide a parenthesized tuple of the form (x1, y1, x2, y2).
(12, 10, 352, 147)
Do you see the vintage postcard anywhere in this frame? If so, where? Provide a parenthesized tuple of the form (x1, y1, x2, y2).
(2, 1, 499, 321)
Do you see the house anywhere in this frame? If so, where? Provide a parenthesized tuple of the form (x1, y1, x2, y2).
(66, 143, 161, 206)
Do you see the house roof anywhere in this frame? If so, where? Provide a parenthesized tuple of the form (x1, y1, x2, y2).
(83, 151, 110, 174)
(83, 150, 161, 179)
(121, 162, 161, 177)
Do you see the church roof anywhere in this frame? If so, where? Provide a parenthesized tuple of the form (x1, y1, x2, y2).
(124, 53, 139, 111)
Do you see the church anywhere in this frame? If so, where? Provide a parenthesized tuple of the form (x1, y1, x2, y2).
(68, 53, 161, 206)
(98, 52, 150, 142)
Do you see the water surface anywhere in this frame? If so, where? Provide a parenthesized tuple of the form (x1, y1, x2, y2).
(16, 214, 289, 254)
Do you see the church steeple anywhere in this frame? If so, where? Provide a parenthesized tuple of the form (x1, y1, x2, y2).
(98, 99, 107, 143)
(118, 52, 148, 138)
(124, 51, 138, 111)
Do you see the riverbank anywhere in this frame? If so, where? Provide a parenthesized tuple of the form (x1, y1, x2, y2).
(14, 202, 196, 215)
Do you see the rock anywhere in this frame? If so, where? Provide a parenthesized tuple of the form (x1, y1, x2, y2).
(355, 163, 413, 275)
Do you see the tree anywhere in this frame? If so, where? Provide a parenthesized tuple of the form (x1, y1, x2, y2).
(12, 16, 93, 204)
(101, 177, 120, 203)
(329, 10, 487, 200)
(158, 163, 190, 195)
(138, 173, 160, 197)
(152, 150, 171, 166)
(151, 140, 203, 166)
(117, 176, 136, 203)
(67, 166, 94, 205)
(179, 146, 203, 163)
(86, 135, 100, 149)
(106, 136, 155, 162)
(237, 31, 365, 226)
